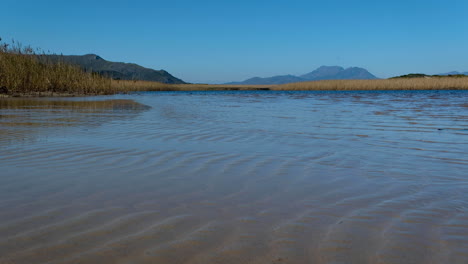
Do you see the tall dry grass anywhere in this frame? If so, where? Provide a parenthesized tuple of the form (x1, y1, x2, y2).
(275, 78, 468, 91)
(113, 78, 468, 92)
(111, 80, 272, 91)
(0, 39, 113, 96)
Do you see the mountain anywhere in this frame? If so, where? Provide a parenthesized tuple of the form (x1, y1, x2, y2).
(226, 66, 377, 85)
(40, 54, 185, 84)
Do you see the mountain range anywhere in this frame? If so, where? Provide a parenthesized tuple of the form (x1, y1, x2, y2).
(226, 66, 378, 85)
(40, 54, 185, 84)
(33, 54, 467, 85)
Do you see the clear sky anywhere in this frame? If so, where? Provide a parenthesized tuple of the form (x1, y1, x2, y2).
(2, 0, 468, 83)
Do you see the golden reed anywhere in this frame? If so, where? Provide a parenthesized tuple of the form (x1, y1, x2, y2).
(274, 78, 468, 91)
(0, 39, 113, 96)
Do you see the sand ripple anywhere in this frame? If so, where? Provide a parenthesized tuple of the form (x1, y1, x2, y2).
(0, 91, 467, 263)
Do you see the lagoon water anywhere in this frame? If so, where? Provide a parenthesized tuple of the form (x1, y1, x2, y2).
(0, 91, 467, 264)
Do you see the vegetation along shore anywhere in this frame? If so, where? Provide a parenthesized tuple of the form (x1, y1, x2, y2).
(1, 39, 468, 97)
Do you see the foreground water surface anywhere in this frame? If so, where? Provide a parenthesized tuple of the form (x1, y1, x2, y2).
(0, 91, 467, 264)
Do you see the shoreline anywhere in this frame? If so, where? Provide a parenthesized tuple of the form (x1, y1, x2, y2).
(2, 88, 467, 98)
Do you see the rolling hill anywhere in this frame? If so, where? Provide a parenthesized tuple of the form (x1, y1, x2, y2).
(40, 54, 185, 84)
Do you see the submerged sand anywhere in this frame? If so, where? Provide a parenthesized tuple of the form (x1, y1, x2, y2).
(0, 91, 467, 264)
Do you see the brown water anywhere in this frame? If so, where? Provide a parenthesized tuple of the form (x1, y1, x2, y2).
(0, 91, 467, 264)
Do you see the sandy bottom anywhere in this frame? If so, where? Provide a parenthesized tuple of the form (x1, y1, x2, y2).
(0, 91, 467, 264)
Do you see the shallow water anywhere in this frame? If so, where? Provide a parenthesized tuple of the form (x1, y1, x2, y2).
(0, 91, 467, 264)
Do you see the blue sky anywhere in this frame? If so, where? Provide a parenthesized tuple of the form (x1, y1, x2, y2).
(2, 0, 468, 83)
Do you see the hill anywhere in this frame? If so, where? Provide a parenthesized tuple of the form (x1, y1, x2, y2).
(438, 71, 468, 76)
(40, 54, 185, 84)
(391, 73, 468, 79)
(226, 66, 377, 85)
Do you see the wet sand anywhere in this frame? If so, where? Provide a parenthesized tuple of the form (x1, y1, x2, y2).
(0, 91, 467, 264)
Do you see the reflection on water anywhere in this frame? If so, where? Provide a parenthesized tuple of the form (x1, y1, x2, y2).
(0, 91, 467, 264)
(0, 98, 150, 144)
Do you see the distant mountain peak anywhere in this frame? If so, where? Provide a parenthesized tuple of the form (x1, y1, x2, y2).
(300, 66, 346, 80)
(227, 66, 377, 85)
(317, 65, 344, 70)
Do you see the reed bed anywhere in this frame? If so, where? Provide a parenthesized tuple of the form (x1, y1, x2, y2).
(111, 80, 272, 91)
(113, 78, 468, 93)
(275, 78, 468, 91)
(0, 39, 113, 96)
